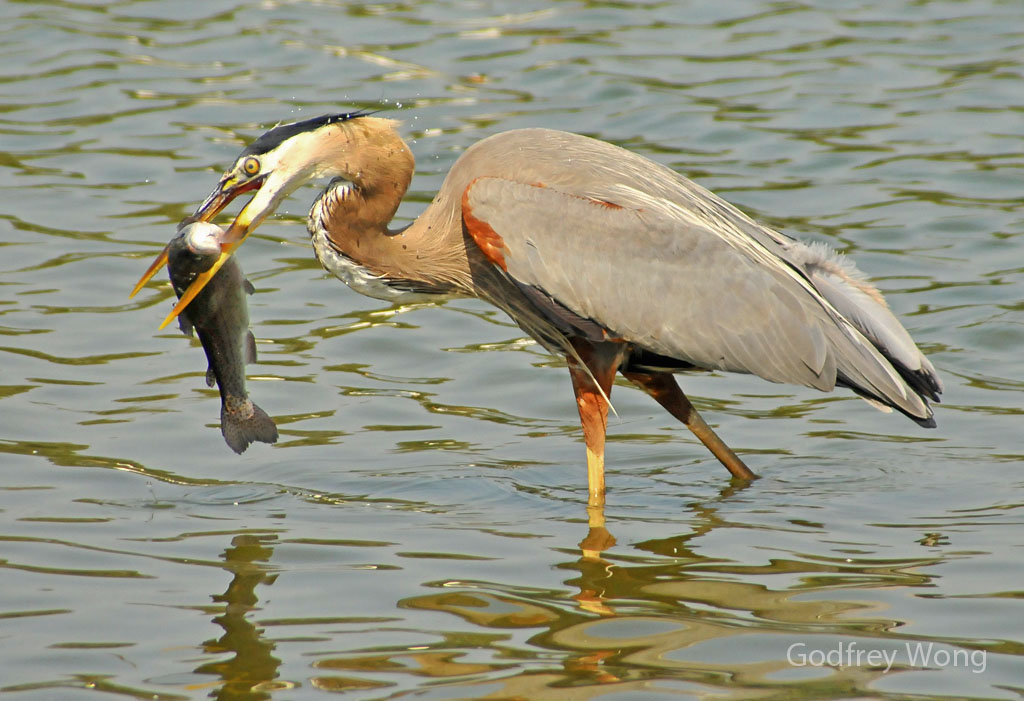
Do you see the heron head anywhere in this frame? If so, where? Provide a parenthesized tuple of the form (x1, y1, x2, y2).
(132, 111, 389, 320)
(194, 111, 376, 243)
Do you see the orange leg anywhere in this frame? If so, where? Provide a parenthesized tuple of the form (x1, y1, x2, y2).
(567, 340, 626, 506)
(623, 371, 757, 481)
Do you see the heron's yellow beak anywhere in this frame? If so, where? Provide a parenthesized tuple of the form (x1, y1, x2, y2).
(131, 170, 267, 328)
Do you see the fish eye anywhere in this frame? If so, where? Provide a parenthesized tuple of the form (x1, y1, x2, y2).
(241, 156, 261, 177)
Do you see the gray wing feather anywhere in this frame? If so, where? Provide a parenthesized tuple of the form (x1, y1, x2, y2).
(464, 176, 933, 420)
(784, 241, 942, 398)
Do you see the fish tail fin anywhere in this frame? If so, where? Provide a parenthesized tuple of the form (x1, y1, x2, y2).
(221, 397, 279, 454)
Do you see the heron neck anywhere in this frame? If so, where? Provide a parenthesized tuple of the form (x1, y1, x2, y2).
(311, 125, 472, 295)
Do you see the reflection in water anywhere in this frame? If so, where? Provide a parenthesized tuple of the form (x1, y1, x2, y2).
(193, 535, 287, 700)
(578, 504, 616, 564)
(284, 500, 998, 699)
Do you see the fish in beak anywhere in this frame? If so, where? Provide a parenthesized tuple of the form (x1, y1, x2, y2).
(130, 167, 269, 329)
(167, 220, 278, 453)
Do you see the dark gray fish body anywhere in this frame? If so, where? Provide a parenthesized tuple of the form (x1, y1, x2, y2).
(167, 221, 278, 453)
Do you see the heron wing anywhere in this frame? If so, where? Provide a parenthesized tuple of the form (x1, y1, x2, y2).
(463, 176, 932, 420)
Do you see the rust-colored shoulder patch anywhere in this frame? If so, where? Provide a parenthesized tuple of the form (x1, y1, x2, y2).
(462, 177, 508, 271)
(462, 178, 627, 273)
(588, 197, 622, 210)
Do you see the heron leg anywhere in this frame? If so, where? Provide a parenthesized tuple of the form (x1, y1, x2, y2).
(567, 340, 626, 506)
(623, 371, 757, 481)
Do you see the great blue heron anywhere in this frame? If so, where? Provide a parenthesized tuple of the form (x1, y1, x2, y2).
(134, 111, 942, 505)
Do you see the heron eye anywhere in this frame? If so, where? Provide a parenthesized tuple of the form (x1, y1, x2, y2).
(242, 157, 260, 176)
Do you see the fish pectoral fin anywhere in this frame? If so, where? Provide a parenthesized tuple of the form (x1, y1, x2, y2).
(177, 310, 195, 337)
(205, 365, 216, 388)
(243, 278, 255, 296)
(245, 329, 258, 364)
